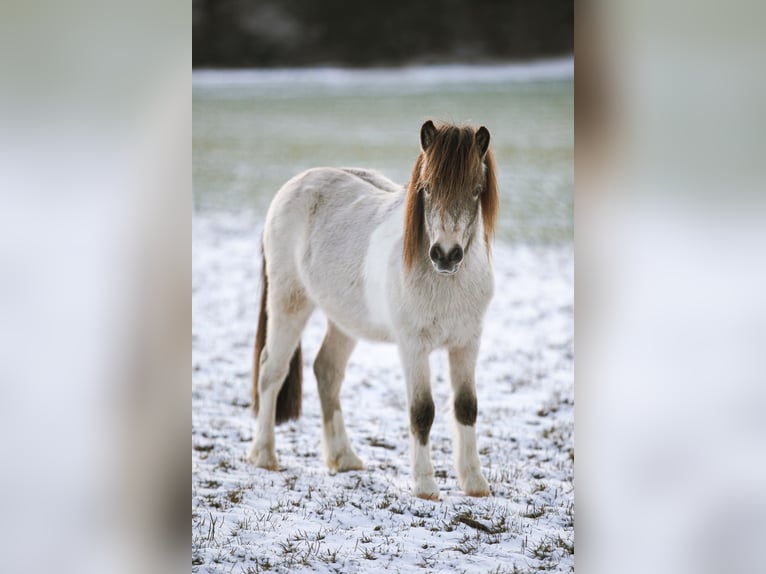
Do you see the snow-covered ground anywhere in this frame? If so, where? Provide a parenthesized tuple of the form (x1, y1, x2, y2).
(192, 212, 573, 573)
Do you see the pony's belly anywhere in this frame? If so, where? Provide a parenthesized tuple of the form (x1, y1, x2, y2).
(322, 306, 396, 343)
(341, 318, 396, 343)
(303, 281, 396, 343)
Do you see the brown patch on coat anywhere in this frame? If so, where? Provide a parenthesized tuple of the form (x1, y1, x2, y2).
(410, 397, 435, 445)
(309, 195, 323, 218)
(283, 288, 307, 315)
(454, 386, 477, 426)
(403, 122, 499, 271)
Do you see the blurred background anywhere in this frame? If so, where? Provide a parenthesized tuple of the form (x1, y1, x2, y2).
(7, 1, 766, 573)
(193, 65, 573, 245)
(577, 2, 766, 573)
(193, 0, 573, 67)
(193, 2, 574, 247)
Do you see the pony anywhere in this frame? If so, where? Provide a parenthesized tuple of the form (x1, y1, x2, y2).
(247, 120, 498, 499)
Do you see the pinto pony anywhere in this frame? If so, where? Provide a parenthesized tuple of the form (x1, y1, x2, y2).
(248, 121, 498, 499)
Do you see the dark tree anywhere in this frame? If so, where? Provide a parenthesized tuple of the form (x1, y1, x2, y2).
(193, 0, 573, 68)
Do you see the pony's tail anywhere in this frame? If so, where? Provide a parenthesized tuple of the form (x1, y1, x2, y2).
(252, 251, 303, 425)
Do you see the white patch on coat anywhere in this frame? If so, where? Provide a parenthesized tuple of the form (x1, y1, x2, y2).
(323, 409, 363, 471)
(453, 422, 489, 495)
(410, 434, 439, 498)
(412, 439, 433, 478)
(454, 422, 480, 472)
(248, 385, 279, 469)
(324, 410, 350, 457)
(363, 202, 404, 331)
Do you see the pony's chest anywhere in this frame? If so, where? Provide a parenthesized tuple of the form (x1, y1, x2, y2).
(401, 273, 493, 349)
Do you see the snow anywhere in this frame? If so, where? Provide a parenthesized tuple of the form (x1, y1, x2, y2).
(192, 58, 574, 93)
(192, 212, 573, 573)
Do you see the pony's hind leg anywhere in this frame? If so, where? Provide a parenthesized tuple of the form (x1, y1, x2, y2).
(314, 322, 363, 473)
(448, 342, 490, 496)
(247, 285, 313, 470)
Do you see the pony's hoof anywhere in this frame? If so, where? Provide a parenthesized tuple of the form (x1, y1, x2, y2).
(247, 443, 278, 471)
(460, 472, 490, 497)
(329, 451, 364, 473)
(413, 477, 440, 501)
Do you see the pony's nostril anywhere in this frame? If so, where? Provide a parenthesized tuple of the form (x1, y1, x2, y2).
(448, 246, 464, 263)
(429, 245, 444, 262)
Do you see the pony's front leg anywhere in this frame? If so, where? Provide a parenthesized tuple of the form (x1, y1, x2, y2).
(400, 345, 439, 500)
(448, 342, 490, 497)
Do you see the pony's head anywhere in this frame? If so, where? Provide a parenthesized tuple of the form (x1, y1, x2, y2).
(404, 120, 498, 274)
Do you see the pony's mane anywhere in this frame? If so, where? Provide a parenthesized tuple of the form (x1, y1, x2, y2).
(403, 124, 498, 271)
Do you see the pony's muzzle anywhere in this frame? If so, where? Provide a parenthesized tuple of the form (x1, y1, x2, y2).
(429, 243, 463, 274)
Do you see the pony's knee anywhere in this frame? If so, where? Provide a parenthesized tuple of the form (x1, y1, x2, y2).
(410, 397, 435, 445)
(454, 386, 477, 426)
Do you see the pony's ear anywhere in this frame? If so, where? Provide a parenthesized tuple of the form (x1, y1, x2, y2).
(403, 155, 425, 271)
(420, 120, 437, 151)
(476, 126, 490, 158)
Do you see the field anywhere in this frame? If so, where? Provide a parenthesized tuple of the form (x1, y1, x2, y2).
(193, 62, 573, 573)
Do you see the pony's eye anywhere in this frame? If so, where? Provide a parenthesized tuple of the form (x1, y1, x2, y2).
(422, 186, 431, 198)
(473, 186, 483, 199)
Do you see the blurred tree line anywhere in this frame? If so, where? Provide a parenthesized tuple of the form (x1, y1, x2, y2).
(193, 0, 573, 67)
